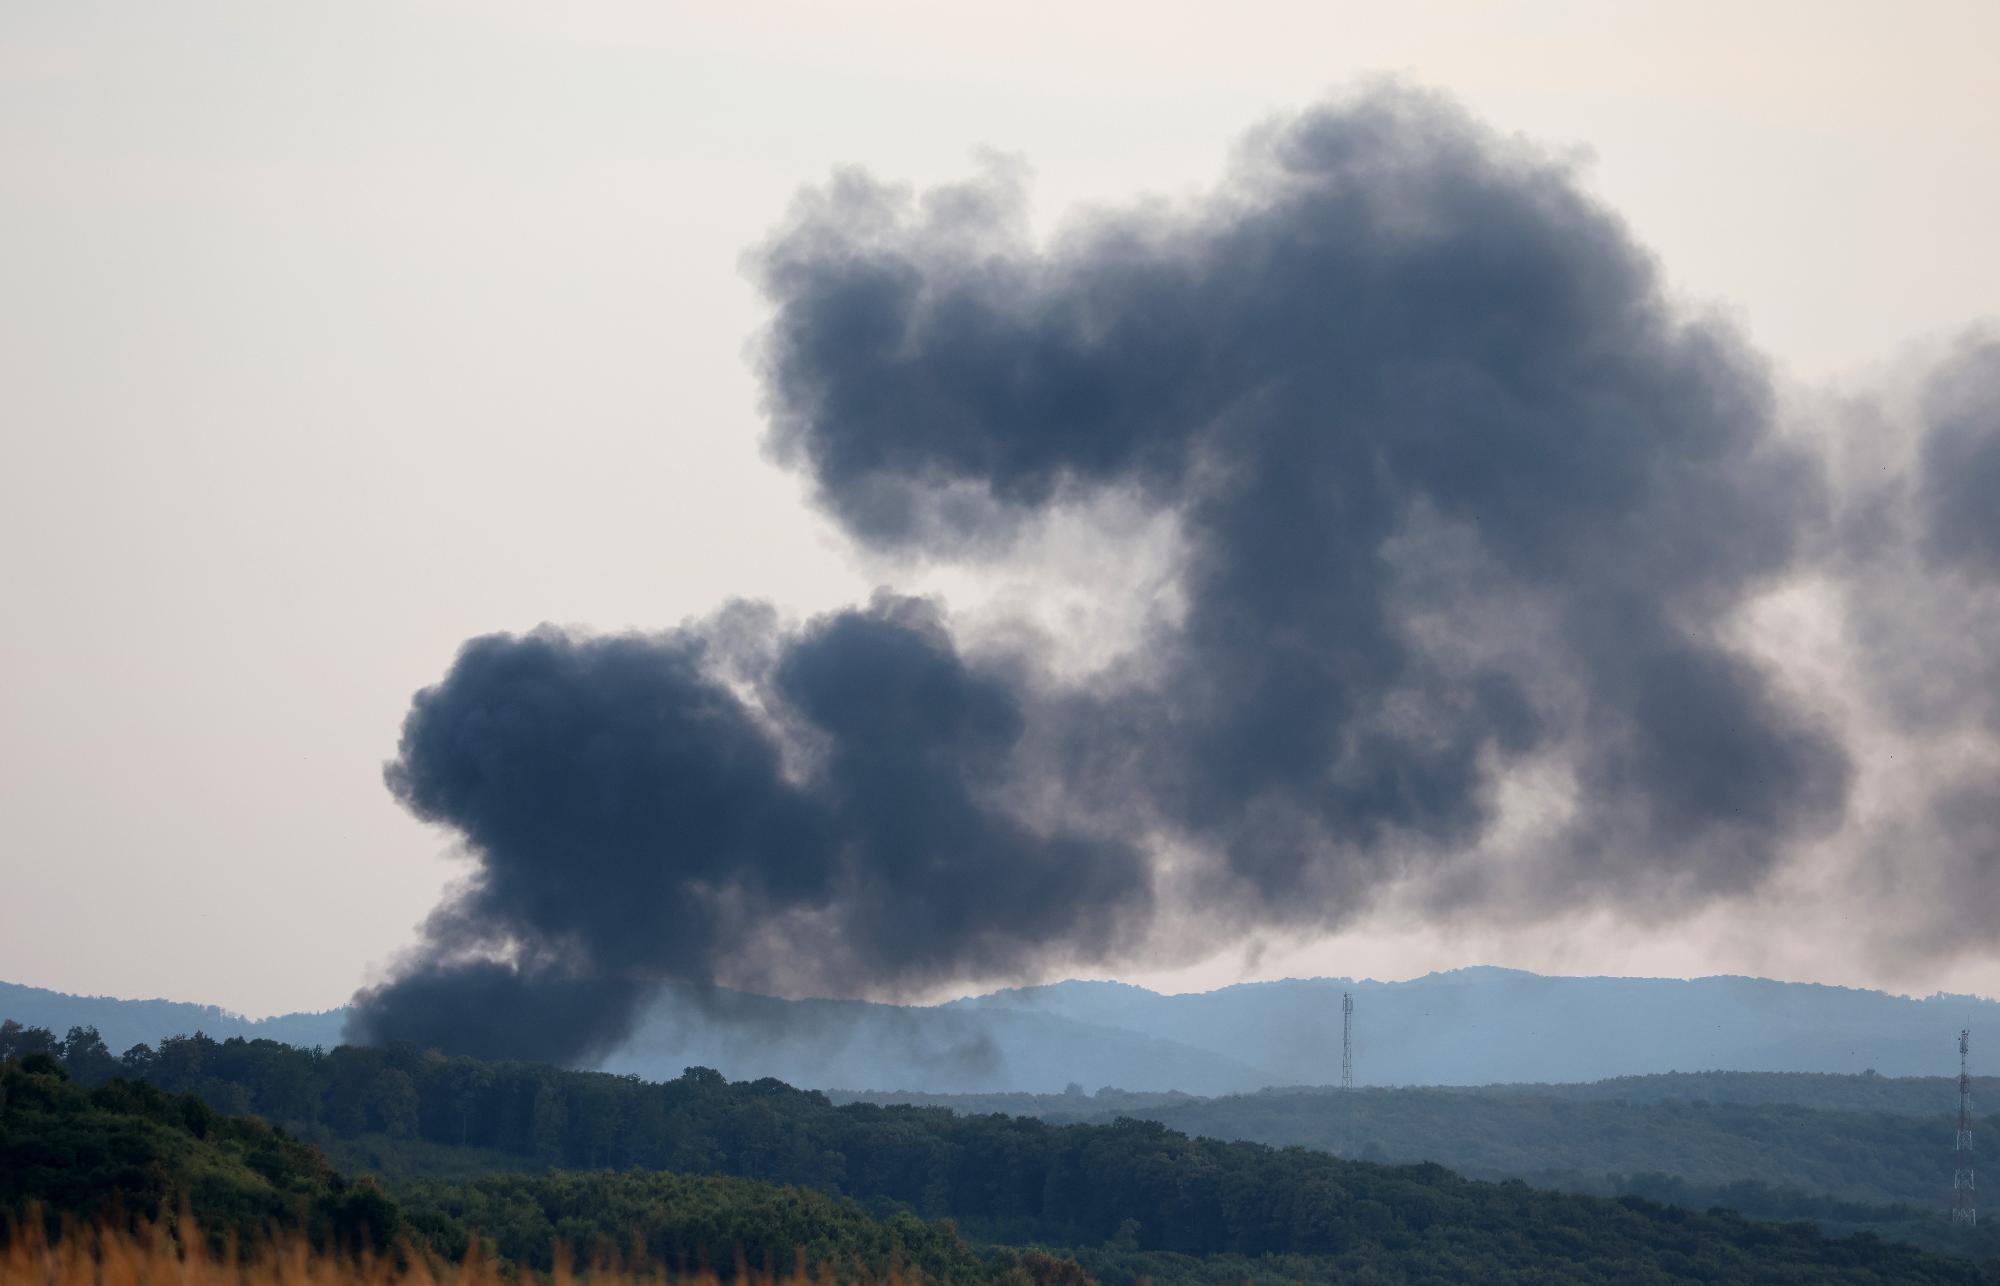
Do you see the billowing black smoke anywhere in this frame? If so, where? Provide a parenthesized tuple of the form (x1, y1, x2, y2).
(353, 88, 1855, 1061)
(1829, 333, 2000, 963)
(758, 89, 1847, 915)
(348, 598, 1150, 1064)
(1918, 336, 2000, 581)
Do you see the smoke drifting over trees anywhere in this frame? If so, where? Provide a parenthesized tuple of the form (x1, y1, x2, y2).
(349, 89, 1994, 1063)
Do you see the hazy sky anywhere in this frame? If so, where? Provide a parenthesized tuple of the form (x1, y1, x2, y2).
(4, 1, 1998, 1017)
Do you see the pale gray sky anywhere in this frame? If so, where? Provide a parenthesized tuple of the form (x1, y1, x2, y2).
(3, 1, 1997, 1016)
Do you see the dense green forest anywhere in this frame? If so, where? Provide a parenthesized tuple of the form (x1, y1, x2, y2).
(847, 1077, 1992, 1259)
(6, 1022, 1984, 1224)
(839, 1076, 1984, 1202)
(0, 1052, 1070, 1282)
(1462, 1071, 1979, 1114)
(837, 1076, 1997, 1255)
(1, 1049, 403, 1254)
(7, 1025, 2000, 1282)
(833, 1087, 1199, 1124)
(1119, 1089, 1963, 1204)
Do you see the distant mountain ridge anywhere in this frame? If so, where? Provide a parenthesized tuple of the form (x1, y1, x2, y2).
(5, 967, 1992, 1092)
(0, 980, 346, 1055)
(955, 969, 1997, 1085)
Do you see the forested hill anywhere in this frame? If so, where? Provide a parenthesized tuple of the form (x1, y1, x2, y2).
(0, 1052, 1047, 1283)
(0, 980, 344, 1055)
(8, 969, 1991, 1093)
(0, 978, 1282, 1095)
(2, 1035, 1991, 1284)
(836, 1068, 1992, 1121)
(1468, 1070, 1981, 1113)
(956, 971, 1997, 1085)
(834, 1076, 2000, 1256)
(1093, 1088, 1971, 1207)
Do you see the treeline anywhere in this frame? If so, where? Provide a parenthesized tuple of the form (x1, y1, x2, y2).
(1128, 1087, 1966, 1208)
(1464, 1070, 1979, 1115)
(837, 1075, 1984, 1217)
(0, 1051, 1074, 1283)
(861, 1086, 2000, 1263)
(839, 1069, 1984, 1120)
(831, 1086, 1197, 1124)
(0, 980, 344, 1056)
(4, 1024, 1995, 1282)
(858, 1074, 1994, 1259)
(1, 1049, 403, 1255)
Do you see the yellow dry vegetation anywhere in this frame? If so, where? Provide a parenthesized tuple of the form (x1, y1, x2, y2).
(0, 1210, 914, 1286)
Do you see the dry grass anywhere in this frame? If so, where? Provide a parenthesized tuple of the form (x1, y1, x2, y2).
(0, 1209, 907, 1286)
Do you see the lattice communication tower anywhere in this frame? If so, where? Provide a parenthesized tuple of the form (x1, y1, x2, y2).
(1341, 991, 1354, 1090)
(1956, 1028, 1977, 1227)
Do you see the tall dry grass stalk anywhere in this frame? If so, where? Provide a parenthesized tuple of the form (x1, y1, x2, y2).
(0, 1209, 906, 1286)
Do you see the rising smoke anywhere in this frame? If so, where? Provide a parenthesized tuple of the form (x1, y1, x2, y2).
(754, 88, 1847, 917)
(348, 596, 1150, 1063)
(354, 88, 1905, 1062)
(1821, 332, 2000, 968)
(1917, 336, 2000, 584)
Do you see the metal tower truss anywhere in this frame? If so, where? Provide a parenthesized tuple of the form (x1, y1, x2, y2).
(1956, 1028, 1977, 1227)
(1341, 991, 1354, 1090)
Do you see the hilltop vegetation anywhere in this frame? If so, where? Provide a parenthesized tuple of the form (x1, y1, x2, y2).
(1124, 1088, 1964, 1207)
(12, 1019, 1995, 1257)
(0, 981, 344, 1056)
(0, 1053, 1064, 1282)
(948, 973, 1997, 1085)
(0, 1050, 399, 1254)
(5, 1028, 1996, 1282)
(10, 971, 1994, 1094)
(1466, 1070, 1987, 1114)
(837, 1072, 1989, 1204)
(837, 1075, 2000, 1258)
(838, 1069, 1991, 1119)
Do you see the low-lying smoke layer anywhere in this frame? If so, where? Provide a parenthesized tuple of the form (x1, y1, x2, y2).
(354, 88, 1930, 1062)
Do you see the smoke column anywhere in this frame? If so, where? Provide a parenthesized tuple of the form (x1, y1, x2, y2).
(351, 88, 1856, 1061)
(349, 597, 1149, 1063)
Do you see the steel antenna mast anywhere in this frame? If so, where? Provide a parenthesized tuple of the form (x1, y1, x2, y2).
(1341, 992, 1354, 1090)
(1955, 1029, 1977, 1226)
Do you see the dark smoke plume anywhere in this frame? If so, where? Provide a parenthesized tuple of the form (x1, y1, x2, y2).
(348, 598, 1150, 1064)
(1829, 333, 2000, 966)
(1918, 335, 2000, 582)
(757, 88, 1846, 917)
(354, 87, 1855, 1062)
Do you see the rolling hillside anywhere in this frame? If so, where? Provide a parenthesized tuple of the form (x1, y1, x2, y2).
(836, 1072, 2000, 1256)
(6, 968, 1993, 1094)
(0, 980, 345, 1055)
(5, 1038, 1990, 1284)
(956, 970, 1996, 1085)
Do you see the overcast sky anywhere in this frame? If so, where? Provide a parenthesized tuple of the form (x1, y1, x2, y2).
(4, 0, 1998, 1017)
